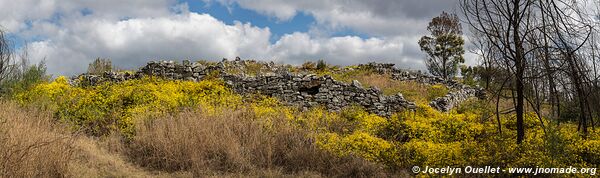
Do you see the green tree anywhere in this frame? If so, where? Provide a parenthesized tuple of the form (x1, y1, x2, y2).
(316, 59, 327, 71)
(460, 65, 475, 86)
(418, 12, 465, 80)
(5, 60, 48, 95)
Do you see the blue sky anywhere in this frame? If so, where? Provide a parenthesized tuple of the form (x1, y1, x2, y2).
(181, 0, 371, 42)
(0, 0, 464, 75)
(184, 0, 311, 42)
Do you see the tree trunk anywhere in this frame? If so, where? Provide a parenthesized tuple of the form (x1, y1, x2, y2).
(513, 0, 525, 144)
(516, 63, 525, 144)
(442, 57, 448, 80)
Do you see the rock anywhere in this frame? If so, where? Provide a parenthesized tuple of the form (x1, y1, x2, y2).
(73, 59, 483, 117)
(351, 80, 362, 88)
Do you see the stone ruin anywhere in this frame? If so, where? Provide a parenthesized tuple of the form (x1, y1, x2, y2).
(355, 62, 486, 112)
(72, 59, 486, 117)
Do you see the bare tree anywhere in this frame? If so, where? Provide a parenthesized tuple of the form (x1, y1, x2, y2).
(463, 0, 599, 138)
(0, 28, 15, 87)
(461, 0, 539, 144)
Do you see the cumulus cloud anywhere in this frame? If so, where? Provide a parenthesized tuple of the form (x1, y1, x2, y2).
(0, 0, 177, 33)
(28, 13, 272, 74)
(206, 0, 458, 37)
(27, 12, 423, 75)
(269, 33, 422, 68)
(3, 0, 461, 75)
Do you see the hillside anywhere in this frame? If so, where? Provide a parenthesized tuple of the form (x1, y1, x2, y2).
(1, 59, 598, 177)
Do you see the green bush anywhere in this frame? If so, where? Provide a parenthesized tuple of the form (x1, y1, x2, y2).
(427, 84, 448, 100)
(316, 59, 327, 71)
(0, 61, 48, 97)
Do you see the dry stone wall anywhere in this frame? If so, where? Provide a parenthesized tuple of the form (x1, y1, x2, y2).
(354, 62, 486, 112)
(73, 59, 485, 116)
(221, 73, 414, 116)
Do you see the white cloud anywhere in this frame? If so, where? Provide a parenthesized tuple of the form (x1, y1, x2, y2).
(0, 0, 176, 33)
(28, 13, 272, 75)
(207, 0, 458, 37)
(27, 11, 424, 75)
(4, 0, 449, 75)
(269, 33, 422, 68)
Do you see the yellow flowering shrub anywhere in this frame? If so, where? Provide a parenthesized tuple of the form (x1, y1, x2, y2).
(402, 140, 465, 167)
(316, 131, 393, 163)
(13, 74, 600, 171)
(503, 112, 545, 131)
(17, 76, 242, 137)
(578, 140, 600, 165)
(400, 104, 487, 142)
(341, 106, 388, 134)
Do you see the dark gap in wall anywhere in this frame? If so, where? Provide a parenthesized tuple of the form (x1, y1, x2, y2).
(299, 85, 320, 95)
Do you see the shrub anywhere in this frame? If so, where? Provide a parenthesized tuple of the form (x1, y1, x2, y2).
(402, 140, 465, 167)
(16, 77, 242, 137)
(427, 84, 449, 100)
(316, 59, 327, 71)
(12, 71, 600, 176)
(0, 60, 48, 97)
(316, 132, 393, 163)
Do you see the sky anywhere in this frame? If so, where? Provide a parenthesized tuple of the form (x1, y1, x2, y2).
(0, 0, 468, 75)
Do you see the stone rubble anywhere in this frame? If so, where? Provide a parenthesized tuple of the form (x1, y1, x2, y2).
(72, 59, 485, 116)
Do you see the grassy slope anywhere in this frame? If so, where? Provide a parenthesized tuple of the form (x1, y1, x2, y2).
(2, 65, 599, 177)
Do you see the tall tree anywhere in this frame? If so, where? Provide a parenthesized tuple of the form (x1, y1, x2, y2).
(418, 12, 465, 80)
(0, 28, 15, 86)
(461, 0, 537, 144)
(462, 0, 598, 140)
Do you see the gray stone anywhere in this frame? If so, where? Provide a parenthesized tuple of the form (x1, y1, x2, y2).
(351, 80, 362, 88)
(72, 60, 485, 117)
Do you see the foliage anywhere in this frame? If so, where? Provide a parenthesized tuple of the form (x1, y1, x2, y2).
(460, 65, 476, 86)
(1, 60, 49, 97)
(11, 72, 600, 175)
(418, 12, 465, 80)
(127, 106, 389, 177)
(317, 132, 393, 163)
(427, 84, 448, 100)
(16, 77, 242, 137)
(304, 102, 600, 172)
(316, 59, 327, 71)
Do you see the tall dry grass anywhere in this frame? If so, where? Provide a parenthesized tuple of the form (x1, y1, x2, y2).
(0, 101, 76, 177)
(349, 73, 434, 103)
(126, 108, 390, 177)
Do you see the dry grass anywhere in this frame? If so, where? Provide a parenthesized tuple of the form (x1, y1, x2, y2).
(126, 108, 390, 177)
(0, 101, 188, 177)
(0, 99, 398, 177)
(345, 73, 436, 103)
(0, 101, 75, 177)
(67, 136, 188, 178)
